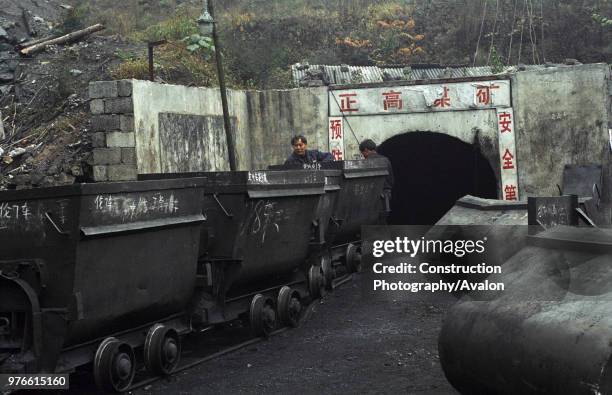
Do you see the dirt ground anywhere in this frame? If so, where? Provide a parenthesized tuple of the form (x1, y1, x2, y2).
(136, 273, 458, 395)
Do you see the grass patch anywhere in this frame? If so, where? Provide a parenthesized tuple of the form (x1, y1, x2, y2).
(131, 13, 199, 42)
(110, 42, 217, 86)
(110, 58, 150, 80)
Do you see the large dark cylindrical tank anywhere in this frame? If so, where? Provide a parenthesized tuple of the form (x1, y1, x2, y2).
(0, 179, 205, 373)
(439, 226, 612, 394)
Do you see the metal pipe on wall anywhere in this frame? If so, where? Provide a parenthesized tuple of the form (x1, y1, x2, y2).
(208, 0, 237, 171)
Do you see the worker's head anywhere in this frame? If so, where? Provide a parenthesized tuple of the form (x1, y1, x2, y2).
(359, 139, 377, 158)
(291, 135, 308, 157)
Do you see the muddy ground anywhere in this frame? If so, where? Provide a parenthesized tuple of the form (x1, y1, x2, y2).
(135, 273, 458, 395)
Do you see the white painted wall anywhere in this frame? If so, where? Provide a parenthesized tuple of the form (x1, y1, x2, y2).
(127, 64, 610, 201)
(132, 80, 328, 173)
(340, 110, 499, 159)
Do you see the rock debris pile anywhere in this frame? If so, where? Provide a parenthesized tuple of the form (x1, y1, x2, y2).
(0, 0, 137, 190)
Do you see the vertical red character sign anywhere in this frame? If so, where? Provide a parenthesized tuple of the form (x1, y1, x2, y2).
(496, 108, 519, 201)
(328, 117, 344, 161)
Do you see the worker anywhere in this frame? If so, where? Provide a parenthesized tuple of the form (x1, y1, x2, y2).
(284, 135, 334, 165)
(359, 139, 394, 217)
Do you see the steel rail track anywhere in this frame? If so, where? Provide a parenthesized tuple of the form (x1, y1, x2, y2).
(126, 274, 354, 393)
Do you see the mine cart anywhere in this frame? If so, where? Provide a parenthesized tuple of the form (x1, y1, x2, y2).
(270, 160, 388, 281)
(268, 165, 343, 250)
(0, 178, 206, 391)
(318, 159, 388, 246)
(439, 225, 612, 395)
(140, 170, 326, 336)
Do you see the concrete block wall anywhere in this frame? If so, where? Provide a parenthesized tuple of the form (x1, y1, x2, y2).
(88, 80, 138, 182)
(511, 63, 610, 197)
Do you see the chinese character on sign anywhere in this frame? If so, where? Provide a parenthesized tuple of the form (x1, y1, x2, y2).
(331, 148, 343, 161)
(502, 148, 515, 170)
(382, 90, 403, 110)
(498, 111, 512, 133)
(475, 84, 500, 105)
(339, 93, 359, 112)
(504, 184, 518, 201)
(329, 119, 342, 140)
(433, 87, 451, 108)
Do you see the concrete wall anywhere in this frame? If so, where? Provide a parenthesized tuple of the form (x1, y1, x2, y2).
(511, 63, 610, 197)
(340, 109, 502, 196)
(131, 80, 327, 173)
(340, 107, 500, 165)
(88, 64, 610, 198)
(332, 64, 610, 199)
(243, 89, 328, 169)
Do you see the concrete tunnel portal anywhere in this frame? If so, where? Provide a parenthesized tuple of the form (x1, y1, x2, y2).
(378, 131, 498, 225)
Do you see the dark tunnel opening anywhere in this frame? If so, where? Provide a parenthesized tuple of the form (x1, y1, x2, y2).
(378, 131, 498, 225)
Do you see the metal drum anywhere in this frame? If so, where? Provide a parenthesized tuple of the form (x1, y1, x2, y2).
(439, 226, 612, 394)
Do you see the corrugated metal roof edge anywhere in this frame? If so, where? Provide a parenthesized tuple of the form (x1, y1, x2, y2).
(291, 63, 596, 87)
(291, 63, 500, 86)
(326, 74, 512, 91)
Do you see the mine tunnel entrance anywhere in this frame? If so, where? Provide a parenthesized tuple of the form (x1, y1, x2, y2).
(378, 131, 498, 225)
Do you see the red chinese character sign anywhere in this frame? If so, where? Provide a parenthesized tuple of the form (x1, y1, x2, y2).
(382, 90, 403, 111)
(501, 149, 515, 169)
(328, 117, 344, 161)
(328, 81, 518, 195)
(433, 86, 451, 108)
(474, 83, 500, 107)
(329, 119, 342, 140)
(330, 81, 510, 116)
(497, 108, 519, 201)
(498, 111, 512, 133)
(339, 93, 359, 113)
(504, 184, 518, 201)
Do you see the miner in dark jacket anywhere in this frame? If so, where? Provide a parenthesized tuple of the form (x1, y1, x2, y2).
(284, 135, 334, 165)
(359, 139, 394, 217)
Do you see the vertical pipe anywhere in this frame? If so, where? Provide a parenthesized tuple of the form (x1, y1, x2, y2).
(148, 43, 154, 82)
(208, 0, 237, 171)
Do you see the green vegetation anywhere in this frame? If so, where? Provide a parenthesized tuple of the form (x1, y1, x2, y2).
(110, 43, 217, 86)
(132, 13, 200, 42)
(63, 0, 611, 89)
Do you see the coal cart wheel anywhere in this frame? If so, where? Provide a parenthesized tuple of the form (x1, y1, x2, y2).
(346, 243, 362, 273)
(144, 323, 181, 375)
(321, 255, 334, 291)
(308, 265, 325, 299)
(277, 286, 302, 328)
(93, 337, 136, 393)
(250, 294, 277, 337)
